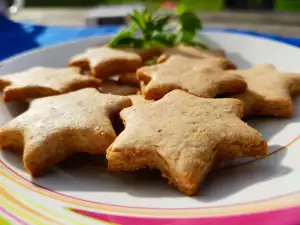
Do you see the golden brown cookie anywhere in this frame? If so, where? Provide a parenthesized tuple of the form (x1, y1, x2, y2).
(133, 48, 162, 61)
(69, 46, 143, 78)
(111, 95, 152, 135)
(117, 73, 140, 87)
(158, 45, 226, 63)
(0, 67, 100, 102)
(101, 47, 161, 61)
(98, 80, 138, 96)
(137, 55, 245, 100)
(229, 64, 300, 117)
(128, 95, 154, 105)
(107, 90, 267, 195)
(0, 88, 131, 176)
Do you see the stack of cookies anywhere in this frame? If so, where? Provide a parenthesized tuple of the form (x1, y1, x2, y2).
(0, 44, 299, 196)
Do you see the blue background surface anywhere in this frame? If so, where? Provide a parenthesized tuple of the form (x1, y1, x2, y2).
(1, 15, 300, 61)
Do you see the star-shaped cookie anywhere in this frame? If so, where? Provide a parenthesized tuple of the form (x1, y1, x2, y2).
(0, 67, 100, 102)
(98, 80, 138, 96)
(137, 55, 245, 100)
(229, 64, 300, 117)
(68, 46, 143, 78)
(118, 73, 140, 87)
(107, 90, 267, 195)
(128, 95, 154, 105)
(157, 45, 226, 63)
(0, 88, 131, 176)
(133, 48, 162, 61)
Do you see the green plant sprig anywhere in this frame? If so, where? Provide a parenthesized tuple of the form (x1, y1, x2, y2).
(108, 6, 207, 49)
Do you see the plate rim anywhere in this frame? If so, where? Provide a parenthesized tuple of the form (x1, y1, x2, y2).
(1, 30, 300, 223)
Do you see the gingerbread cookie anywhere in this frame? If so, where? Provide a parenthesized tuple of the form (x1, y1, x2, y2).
(137, 55, 244, 100)
(107, 90, 267, 195)
(98, 80, 138, 96)
(229, 64, 300, 117)
(0, 88, 131, 176)
(0, 67, 100, 102)
(158, 45, 225, 63)
(111, 94, 152, 135)
(112, 95, 152, 134)
(69, 46, 143, 78)
(118, 73, 140, 87)
(133, 48, 162, 61)
(128, 95, 153, 105)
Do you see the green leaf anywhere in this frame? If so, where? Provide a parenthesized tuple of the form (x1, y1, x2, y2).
(108, 29, 145, 48)
(148, 41, 167, 48)
(176, 3, 202, 41)
(108, 6, 205, 50)
(151, 30, 177, 46)
(179, 11, 202, 34)
(142, 8, 152, 23)
(130, 10, 147, 31)
(108, 29, 132, 47)
(108, 36, 145, 48)
(177, 30, 194, 43)
(175, 5, 205, 48)
(153, 15, 172, 31)
(183, 37, 208, 49)
(176, 3, 191, 15)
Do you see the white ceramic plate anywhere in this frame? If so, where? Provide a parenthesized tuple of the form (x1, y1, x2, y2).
(1, 31, 300, 225)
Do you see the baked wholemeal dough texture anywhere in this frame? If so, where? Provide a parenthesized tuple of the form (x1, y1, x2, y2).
(229, 64, 300, 117)
(0, 67, 101, 102)
(137, 55, 245, 100)
(0, 88, 131, 176)
(158, 45, 226, 63)
(68, 46, 143, 78)
(128, 95, 154, 105)
(98, 80, 138, 96)
(133, 48, 162, 61)
(107, 90, 267, 195)
(118, 73, 140, 87)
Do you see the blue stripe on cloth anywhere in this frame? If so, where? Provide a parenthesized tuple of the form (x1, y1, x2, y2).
(1, 15, 300, 61)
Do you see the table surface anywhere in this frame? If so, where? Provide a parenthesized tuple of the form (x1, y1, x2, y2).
(11, 8, 300, 37)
